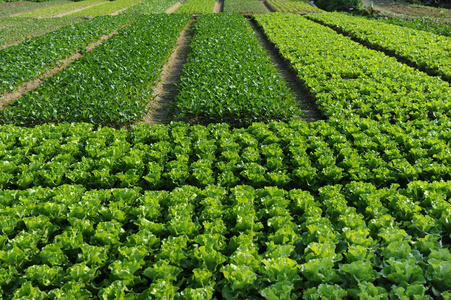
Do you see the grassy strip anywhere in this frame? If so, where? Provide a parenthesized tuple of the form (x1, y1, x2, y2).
(266, 0, 323, 12)
(175, 0, 215, 14)
(307, 12, 451, 81)
(18, 0, 105, 18)
(0, 0, 69, 17)
(175, 14, 301, 127)
(0, 14, 191, 127)
(255, 13, 451, 123)
(64, 0, 142, 17)
(0, 17, 83, 49)
(223, 0, 267, 13)
(0, 15, 133, 96)
(122, 0, 179, 14)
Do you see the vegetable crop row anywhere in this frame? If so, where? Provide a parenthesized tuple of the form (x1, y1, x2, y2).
(65, 0, 142, 17)
(0, 15, 133, 96)
(0, 118, 450, 192)
(0, 16, 83, 50)
(18, 0, 106, 18)
(0, 14, 190, 128)
(0, 182, 449, 298)
(174, 14, 301, 127)
(223, 0, 267, 14)
(265, 0, 323, 13)
(122, 0, 179, 14)
(307, 12, 451, 81)
(175, 0, 216, 14)
(254, 13, 451, 123)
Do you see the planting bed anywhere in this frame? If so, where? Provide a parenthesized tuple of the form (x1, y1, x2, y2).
(0, 15, 133, 97)
(308, 12, 451, 81)
(223, 0, 267, 13)
(174, 14, 301, 127)
(175, 0, 216, 14)
(255, 13, 451, 123)
(64, 0, 142, 17)
(0, 16, 83, 49)
(123, 0, 180, 14)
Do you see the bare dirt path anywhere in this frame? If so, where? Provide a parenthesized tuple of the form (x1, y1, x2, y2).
(134, 20, 194, 126)
(249, 18, 324, 123)
(213, 0, 223, 13)
(0, 23, 131, 108)
(165, 1, 182, 13)
(54, 2, 107, 17)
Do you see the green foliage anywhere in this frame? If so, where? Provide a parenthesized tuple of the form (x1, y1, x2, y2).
(266, 0, 324, 12)
(315, 0, 362, 11)
(18, 0, 105, 17)
(256, 13, 451, 123)
(0, 15, 131, 95)
(175, 0, 216, 13)
(223, 0, 267, 13)
(175, 14, 302, 127)
(123, 0, 179, 14)
(308, 12, 451, 81)
(0, 14, 190, 127)
(64, 0, 142, 17)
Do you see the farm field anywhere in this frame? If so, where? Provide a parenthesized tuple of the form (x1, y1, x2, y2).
(0, 0, 70, 17)
(0, 16, 83, 49)
(0, 0, 451, 298)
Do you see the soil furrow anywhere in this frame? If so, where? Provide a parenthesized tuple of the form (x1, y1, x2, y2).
(165, 2, 182, 13)
(134, 19, 194, 126)
(249, 17, 324, 123)
(214, 0, 224, 13)
(262, 0, 276, 12)
(0, 23, 132, 108)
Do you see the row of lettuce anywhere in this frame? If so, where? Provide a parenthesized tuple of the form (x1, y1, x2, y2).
(307, 12, 451, 82)
(0, 14, 190, 128)
(0, 173, 450, 298)
(255, 13, 451, 123)
(174, 14, 301, 127)
(0, 118, 450, 194)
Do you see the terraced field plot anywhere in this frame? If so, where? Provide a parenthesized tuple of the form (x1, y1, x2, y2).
(1, 1, 451, 298)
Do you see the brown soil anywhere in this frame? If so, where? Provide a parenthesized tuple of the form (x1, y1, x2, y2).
(165, 2, 183, 13)
(110, 1, 141, 16)
(214, 0, 224, 12)
(0, 24, 129, 108)
(249, 17, 324, 123)
(134, 20, 194, 126)
(54, 2, 107, 17)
